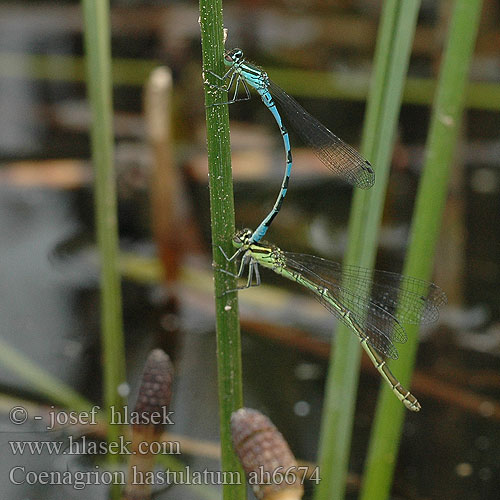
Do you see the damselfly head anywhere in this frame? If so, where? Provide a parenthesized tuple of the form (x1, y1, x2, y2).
(225, 48, 244, 65)
(233, 228, 252, 248)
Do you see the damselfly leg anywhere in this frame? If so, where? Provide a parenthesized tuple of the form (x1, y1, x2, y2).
(216, 246, 261, 293)
(205, 69, 251, 106)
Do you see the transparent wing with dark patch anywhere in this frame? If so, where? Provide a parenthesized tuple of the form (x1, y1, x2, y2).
(286, 253, 447, 325)
(268, 80, 375, 190)
(283, 253, 446, 359)
(283, 255, 398, 359)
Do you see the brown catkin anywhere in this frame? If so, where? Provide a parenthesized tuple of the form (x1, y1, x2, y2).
(133, 348, 174, 430)
(122, 349, 174, 500)
(231, 408, 304, 500)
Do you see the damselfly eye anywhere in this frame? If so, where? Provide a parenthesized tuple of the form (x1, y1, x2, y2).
(234, 228, 251, 244)
(225, 48, 243, 63)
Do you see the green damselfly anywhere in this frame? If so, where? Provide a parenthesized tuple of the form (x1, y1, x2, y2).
(220, 229, 447, 411)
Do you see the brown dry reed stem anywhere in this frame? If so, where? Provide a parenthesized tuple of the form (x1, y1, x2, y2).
(123, 349, 174, 500)
(231, 408, 304, 500)
(144, 66, 184, 286)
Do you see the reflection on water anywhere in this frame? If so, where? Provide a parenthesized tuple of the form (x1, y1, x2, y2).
(0, 186, 87, 394)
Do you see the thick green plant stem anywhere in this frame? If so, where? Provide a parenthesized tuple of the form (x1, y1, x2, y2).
(314, 2, 421, 500)
(360, 1, 483, 499)
(199, 2, 245, 499)
(82, 0, 126, 452)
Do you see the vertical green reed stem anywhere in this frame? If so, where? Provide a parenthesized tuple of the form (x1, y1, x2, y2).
(314, 2, 421, 500)
(81, 0, 126, 457)
(360, 1, 483, 498)
(199, 2, 245, 499)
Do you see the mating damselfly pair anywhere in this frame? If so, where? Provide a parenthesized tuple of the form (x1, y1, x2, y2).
(207, 49, 446, 411)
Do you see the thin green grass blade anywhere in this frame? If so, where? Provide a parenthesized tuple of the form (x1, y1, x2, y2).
(199, 2, 245, 499)
(314, 2, 421, 499)
(81, 0, 127, 473)
(0, 337, 91, 411)
(265, 67, 500, 111)
(360, 1, 484, 498)
(3, 52, 500, 111)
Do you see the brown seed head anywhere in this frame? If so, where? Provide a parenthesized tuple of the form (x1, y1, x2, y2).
(133, 349, 174, 430)
(231, 408, 303, 500)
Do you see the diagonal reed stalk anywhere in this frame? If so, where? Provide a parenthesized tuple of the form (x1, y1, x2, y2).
(360, 1, 484, 498)
(0, 337, 91, 411)
(314, 2, 421, 499)
(199, 1, 245, 499)
(81, 0, 126, 460)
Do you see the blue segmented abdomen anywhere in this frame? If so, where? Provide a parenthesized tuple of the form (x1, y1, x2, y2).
(250, 88, 293, 243)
